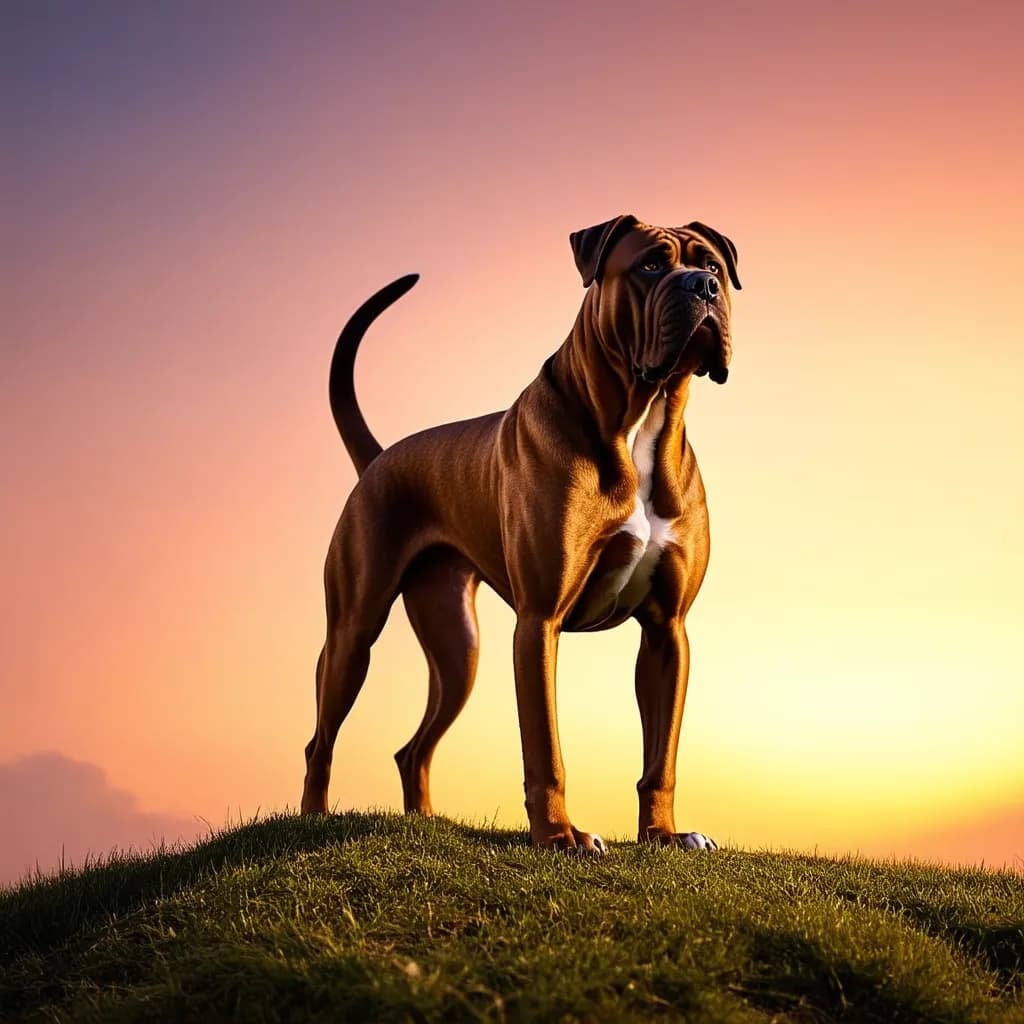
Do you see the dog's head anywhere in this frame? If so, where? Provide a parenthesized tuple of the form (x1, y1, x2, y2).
(570, 215, 741, 384)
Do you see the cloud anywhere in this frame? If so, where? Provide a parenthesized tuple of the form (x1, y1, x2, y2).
(0, 751, 204, 887)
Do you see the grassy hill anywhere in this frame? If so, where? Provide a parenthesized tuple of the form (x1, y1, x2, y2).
(1, 812, 1021, 1022)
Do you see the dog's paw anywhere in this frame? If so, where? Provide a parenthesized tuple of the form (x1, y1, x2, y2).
(677, 831, 717, 851)
(643, 827, 718, 850)
(564, 830, 607, 858)
(535, 826, 607, 857)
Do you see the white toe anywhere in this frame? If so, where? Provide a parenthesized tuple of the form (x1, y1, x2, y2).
(681, 832, 716, 851)
(565, 833, 606, 857)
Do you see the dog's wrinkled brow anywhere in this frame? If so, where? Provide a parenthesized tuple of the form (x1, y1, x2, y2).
(642, 230, 680, 262)
(674, 231, 718, 265)
(639, 240, 674, 261)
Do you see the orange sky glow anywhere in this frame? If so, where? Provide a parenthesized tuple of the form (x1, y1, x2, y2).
(2, 1, 1022, 884)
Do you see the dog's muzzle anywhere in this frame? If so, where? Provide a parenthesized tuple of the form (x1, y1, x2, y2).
(636, 273, 730, 384)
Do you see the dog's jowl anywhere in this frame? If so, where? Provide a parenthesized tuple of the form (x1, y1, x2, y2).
(301, 216, 741, 855)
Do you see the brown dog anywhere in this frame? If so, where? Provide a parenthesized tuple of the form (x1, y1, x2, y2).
(301, 215, 741, 854)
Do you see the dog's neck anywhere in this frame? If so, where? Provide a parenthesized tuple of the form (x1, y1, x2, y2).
(547, 300, 691, 452)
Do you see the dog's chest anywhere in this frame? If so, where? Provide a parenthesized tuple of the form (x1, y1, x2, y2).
(569, 396, 676, 630)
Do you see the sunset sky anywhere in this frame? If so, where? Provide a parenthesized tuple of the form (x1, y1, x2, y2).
(3, 1, 1022, 885)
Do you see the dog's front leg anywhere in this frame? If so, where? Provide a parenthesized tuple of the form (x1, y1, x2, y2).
(634, 618, 717, 850)
(513, 615, 606, 856)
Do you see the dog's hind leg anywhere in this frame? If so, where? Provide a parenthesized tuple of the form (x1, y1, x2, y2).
(301, 636, 369, 814)
(301, 505, 412, 815)
(301, 625, 380, 814)
(395, 547, 480, 815)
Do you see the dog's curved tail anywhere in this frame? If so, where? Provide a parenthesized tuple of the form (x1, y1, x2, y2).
(328, 274, 420, 476)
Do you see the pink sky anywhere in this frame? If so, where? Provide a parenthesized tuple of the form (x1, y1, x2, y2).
(2, 2, 1022, 885)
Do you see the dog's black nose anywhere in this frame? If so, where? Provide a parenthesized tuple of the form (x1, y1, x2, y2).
(684, 272, 719, 301)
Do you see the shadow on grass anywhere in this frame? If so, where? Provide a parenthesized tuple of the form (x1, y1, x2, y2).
(0, 810, 528, 966)
(903, 914, 1023, 992)
(834, 885, 1022, 990)
(41, 948, 489, 1024)
(739, 930, 949, 1024)
(776, 851, 1024, 991)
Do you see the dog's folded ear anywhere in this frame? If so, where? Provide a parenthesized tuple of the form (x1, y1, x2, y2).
(683, 221, 742, 290)
(570, 214, 639, 287)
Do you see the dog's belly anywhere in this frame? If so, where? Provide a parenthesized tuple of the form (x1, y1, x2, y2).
(565, 500, 675, 632)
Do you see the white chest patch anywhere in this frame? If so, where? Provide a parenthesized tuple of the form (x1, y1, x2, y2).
(616, 395, 676, 601)
(571, 394, 680, 629)
(573, 396, 677, 629)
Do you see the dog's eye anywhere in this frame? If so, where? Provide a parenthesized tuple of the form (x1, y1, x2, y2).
(706, 259, 722, 275)
(639, 260, 663, 274)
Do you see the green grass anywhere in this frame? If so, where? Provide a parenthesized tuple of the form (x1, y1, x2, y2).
(1, 812, 1021, 1022)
